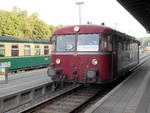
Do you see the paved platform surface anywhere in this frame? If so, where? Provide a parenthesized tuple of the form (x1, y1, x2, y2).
(85, 53, 150, 113)
(0, 68, 51, 97)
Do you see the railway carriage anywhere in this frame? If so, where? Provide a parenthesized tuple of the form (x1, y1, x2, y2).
(144, 46, 150, 51)
(0, 36, 51, 71)
(47, 25, 140, 84)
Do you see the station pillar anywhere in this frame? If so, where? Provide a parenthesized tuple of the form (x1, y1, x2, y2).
(0, 62, 9, 84)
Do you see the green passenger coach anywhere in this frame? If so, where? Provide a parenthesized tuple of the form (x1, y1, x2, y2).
(0, 36, 51, 71)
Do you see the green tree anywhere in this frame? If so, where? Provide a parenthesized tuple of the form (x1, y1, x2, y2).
(32, 20, 51, 39)
(0, 7, 62, 39)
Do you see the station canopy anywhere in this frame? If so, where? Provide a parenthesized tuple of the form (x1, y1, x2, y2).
(117, 0, 150, 33)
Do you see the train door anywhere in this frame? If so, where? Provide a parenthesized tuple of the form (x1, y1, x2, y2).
(112, 34, 118, 78)
(117, 36, 125, 75)
(101, 33, 115, 80)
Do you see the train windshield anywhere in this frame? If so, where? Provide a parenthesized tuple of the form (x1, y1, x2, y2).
(56, 35, 75, 51)
(77, 34, 99, 51)
(54, 34, 99, 52)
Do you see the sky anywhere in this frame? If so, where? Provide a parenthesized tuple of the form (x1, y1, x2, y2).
(0, 0, 150, 38)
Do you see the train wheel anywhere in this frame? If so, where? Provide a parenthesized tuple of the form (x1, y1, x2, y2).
(51, 82, 57, 91)
(60, 80, 64, 89)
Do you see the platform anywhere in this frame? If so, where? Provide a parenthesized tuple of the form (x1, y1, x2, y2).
(85, 54, 150, 113)
(0, 68, 53, 112)
(0, 68, 51, 97)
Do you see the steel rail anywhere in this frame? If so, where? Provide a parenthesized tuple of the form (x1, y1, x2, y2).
(21, 53, 150, 113)
(24, 85, 107, 113)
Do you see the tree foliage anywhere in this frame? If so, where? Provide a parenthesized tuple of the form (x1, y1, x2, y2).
(0, 7, 61, 39)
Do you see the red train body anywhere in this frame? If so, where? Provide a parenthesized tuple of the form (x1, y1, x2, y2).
(48, 25, 140, 84)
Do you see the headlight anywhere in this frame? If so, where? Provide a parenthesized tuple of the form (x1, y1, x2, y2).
(56, 58, 61, 64)
(91, 59, 98, 65)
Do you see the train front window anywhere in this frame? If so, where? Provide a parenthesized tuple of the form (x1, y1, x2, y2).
(56, 35, 75, 51)
(77, 34, 99, 51)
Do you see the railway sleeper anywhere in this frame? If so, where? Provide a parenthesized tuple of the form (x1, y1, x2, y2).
(40, 107, 69, 113)
(60, 98, 85, 103)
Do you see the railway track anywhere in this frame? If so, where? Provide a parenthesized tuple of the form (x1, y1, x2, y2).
(22, 53, 150, 113)
(23, 84, 113, 113)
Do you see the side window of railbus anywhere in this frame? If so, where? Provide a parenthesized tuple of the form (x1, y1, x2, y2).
(35, 45, 40, 55)
(127, 42, 130, 50)
(0, 45, 5, 57)
(51, 36, 56, 52)
(118, 42, 123, 51)
(24, 45, 31, 56)
(44, 46, 49, 55)
(100, 34, 112, 52)
(12, 45, 19, 56)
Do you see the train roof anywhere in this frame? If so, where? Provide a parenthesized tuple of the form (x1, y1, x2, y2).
(53, 25, 139, 43)
(53, 25, 113, 35)
(0, 36, 51, 44)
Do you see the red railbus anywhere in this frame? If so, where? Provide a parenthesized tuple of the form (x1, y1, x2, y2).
(47, 25, 140, 84)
